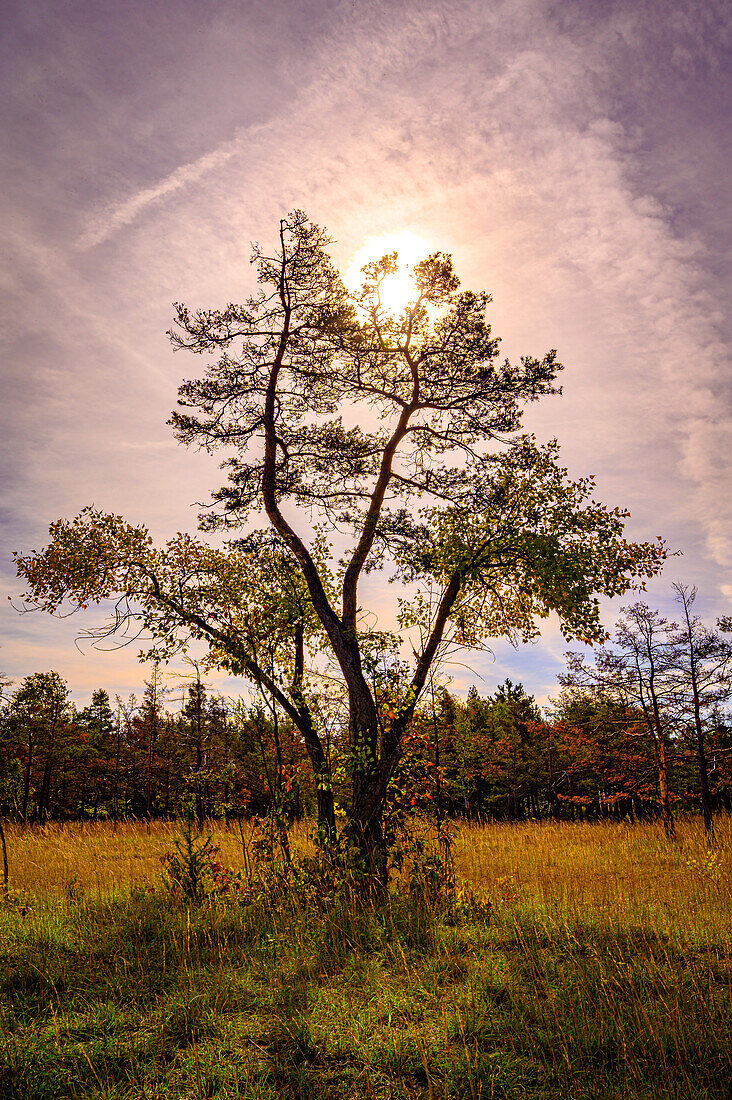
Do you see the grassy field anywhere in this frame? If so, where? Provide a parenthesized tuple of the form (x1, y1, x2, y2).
(1, 816, 730, 1099)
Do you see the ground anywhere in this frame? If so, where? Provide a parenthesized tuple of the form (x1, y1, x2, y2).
(1, 818, 730, 1098)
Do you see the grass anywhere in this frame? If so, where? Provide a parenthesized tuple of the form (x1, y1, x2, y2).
(1, 815, 730, 1098)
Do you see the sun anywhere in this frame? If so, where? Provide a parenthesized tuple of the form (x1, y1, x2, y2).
(346, 230, 433, 316)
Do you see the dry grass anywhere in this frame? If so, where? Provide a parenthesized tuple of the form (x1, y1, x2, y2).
(1, 818, 263, 898)
(454, 815, 732, 940)
(5, 815, 730, 937)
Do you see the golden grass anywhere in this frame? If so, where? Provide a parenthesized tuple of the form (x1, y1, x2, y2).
(4, 814, 730, 940)
(1, 819, 259, 898)
(454, 815, 732, 940)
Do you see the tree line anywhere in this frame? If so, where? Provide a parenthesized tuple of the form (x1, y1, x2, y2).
(2, 586, 730, 835)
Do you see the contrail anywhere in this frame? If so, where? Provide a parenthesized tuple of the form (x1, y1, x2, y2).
(76, 125, 263, 250)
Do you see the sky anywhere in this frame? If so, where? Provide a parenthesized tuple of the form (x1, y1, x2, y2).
(1, 0, 730, 709)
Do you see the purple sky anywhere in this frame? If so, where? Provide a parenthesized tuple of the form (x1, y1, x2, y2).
(2, 0, 730, 707)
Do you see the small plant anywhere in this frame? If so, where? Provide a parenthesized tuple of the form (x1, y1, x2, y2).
(408, 840, 453, 906)
(0, 886, 33, 916)
(161, 818, 219, 904)
(130, 883, 157, 901)
(686, 848, 724, 883)
(493, 873, 521, 904)
(209, 858, 245, 896)
(443, 882, 493, 926)
(389, 818, 457, 907)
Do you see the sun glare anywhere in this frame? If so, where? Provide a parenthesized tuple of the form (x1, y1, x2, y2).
(379, 268, 417, 315)
(346, 230, 433, 317)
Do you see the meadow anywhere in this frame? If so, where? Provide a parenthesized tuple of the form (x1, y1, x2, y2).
(1, 816, 730, 1099)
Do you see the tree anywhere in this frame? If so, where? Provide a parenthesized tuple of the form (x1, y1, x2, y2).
(4, 672, 71, 823)
(484, 680, 544, 820)
(441, 682, 545, 819)
(112, 693, 137, 821)
(75, 688, 116, 819)
(77, 688, 115, 753)
(0, 670, 16, 893)
(548, 689, 657, 821)
(182, 671, 207, 821)
(563, 604, 679, 838)
(138, 665, 167, 824)
(0, 673, 23, 821)
(669, 583, 732, 840)
(15, 211, 665, 878)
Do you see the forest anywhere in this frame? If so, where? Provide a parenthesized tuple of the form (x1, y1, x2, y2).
(3, 590, 731, 837)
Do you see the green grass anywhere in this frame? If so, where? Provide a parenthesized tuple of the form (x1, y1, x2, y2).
(1, 816, 730, 1098)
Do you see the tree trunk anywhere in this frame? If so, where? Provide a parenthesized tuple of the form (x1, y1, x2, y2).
(688, 650, 715, 841)
(0, 819, 8, 895)
(695, 729, 715, 840)
(643, 668, 676, 841)
(22, 728, 33, 824)
(316, 781, 336, 842)
(346, 706, 401, 889)
(39, 757, 53, 824)
(113, 712, 121, 825)
(655, 731, 675, 839)
(146, 726, 156, 826)
(345, 807, 388, 888)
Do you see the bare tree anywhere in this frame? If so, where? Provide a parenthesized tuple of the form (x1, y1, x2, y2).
(563, 604, 678, 839)
(670, 583, 732, 841)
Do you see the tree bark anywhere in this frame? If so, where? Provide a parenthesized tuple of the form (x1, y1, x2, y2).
(0, 819, 8, 895)
(636, 656, 676, 841)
